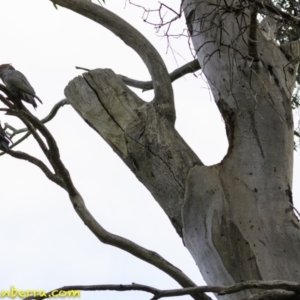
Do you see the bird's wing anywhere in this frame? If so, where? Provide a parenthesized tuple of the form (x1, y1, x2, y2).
(4, 70, 36, 96)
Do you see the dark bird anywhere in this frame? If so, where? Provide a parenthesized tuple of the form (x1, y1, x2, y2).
(0, 122, 11, 152)
(0, 64, 43, 109)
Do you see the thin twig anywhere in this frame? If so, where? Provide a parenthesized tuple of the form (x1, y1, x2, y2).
(7, 149, 64, 188)
(8, 99, 68, 138)
(7, 109, 50, 157)
(255, 0, 300, 25)
(0, 99, 68, 156)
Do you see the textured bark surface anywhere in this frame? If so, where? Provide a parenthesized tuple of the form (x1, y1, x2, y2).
(65, 69, 201, 236)
(60, 0, 300, 298)
(182, 1, 300, 299)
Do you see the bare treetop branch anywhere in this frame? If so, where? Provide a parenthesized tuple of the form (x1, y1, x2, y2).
(51, 0, 176, 122)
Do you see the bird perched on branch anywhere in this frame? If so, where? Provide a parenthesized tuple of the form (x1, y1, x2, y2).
(0, 122, 11, 152)
(0, 64, 43, 109)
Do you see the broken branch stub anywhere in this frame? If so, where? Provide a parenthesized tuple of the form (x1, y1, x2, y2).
(64, 68, 201, 236)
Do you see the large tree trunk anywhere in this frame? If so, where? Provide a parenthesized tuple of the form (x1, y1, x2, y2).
(55, 0, 300, 298)
(182, 1, 300, 299)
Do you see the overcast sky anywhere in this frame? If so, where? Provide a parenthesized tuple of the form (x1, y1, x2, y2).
(0, 1, 299, 300)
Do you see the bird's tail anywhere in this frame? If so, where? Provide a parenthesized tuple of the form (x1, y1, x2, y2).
(35, 95, 43, 104)
(23, 93, 37, 108)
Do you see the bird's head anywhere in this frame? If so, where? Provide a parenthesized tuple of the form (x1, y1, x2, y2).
(0, 64, 14, 75)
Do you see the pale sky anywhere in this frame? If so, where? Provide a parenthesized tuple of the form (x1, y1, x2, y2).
(0, 1, 299, 300)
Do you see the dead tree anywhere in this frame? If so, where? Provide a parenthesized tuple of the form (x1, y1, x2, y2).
(2, 0, 300, 299)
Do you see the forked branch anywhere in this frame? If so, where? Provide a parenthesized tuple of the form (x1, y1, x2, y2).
(0, 84, 206, 300)
(0, 97, 68, 154)
(76, 59, 201, 91)
(51, 0, 175, 122)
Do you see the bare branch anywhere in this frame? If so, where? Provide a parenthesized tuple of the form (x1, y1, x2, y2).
(0, 96, 75, 194)
(15, 107, 72, 184)
(129, 0, 182, 32)
(75, 66, 90, 72)
(7, 149, 64, 188)
(7, 109, 50, 157)
(255, 0, 300, 25)
(0, 73, 205, 300)
(0, 99, 68, 156)
(128, 1, 193, 64)
(150, 280, 300, 299)
(8, 99, 68, 138)
(119, 59, 201, 91)
(39, 99, 68, 125)
(51, 0, 175, 122)
(213, 280, 300, 295)
(0, 86, 68, 156)
(23, 279, 300, 300)
(248, 290, 296, 300)
(23, 283, 160, 300)
(76, 59, 200, 91)
(3, 131, 31, 150)
(67, 193, 208, 300)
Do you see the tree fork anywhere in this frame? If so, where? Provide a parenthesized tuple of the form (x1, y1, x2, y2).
(51, 0, 300, 299)
(183, 0, 300, 299)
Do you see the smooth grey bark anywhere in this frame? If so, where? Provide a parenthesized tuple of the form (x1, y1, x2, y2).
(183, 1, 300, 299)
(53, 0, 300, 299)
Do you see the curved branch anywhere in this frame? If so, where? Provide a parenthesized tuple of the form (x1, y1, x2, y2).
(15, 147, 205, 299)
(118, 59, 201, 91)
(76, 59, 201, 91)
(39, 99, 68, 124)
(7, 110, 50, 157)
(6, 99, 68, 139)
(0, 63, 200, 297)
(15, 139, 206, 300)
(74, 201, 208, 300)
(7, 149, 64, 188)
(1, 87, 205, 300)
(4, 131, 31, 150)
(1, 101, 73, 194)
(50, 0, 175, 122)
(0, 99, 68, 156)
